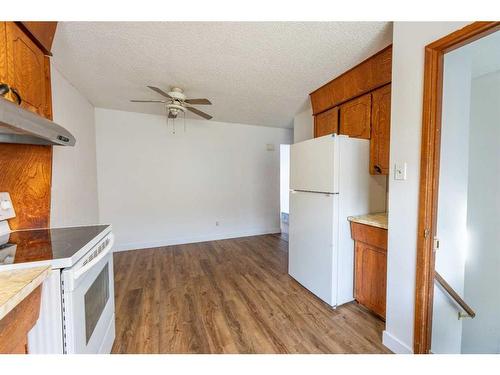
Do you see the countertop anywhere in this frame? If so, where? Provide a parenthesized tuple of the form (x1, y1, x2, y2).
(348, 212, 388, 230)
(0, 266, 50, 320)
(0, 224, 111, 271)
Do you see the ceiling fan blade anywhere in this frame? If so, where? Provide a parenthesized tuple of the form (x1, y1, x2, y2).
(147, 86, 172, 99)
(185, 98, 212, 105)
(186, 106, 212, 120)
(130, 99, 165, 103)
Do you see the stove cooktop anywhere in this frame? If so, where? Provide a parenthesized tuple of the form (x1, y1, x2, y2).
(0, 225, 111, 270)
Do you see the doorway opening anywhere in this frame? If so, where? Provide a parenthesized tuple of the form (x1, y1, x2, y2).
(414, 22, 500, 354)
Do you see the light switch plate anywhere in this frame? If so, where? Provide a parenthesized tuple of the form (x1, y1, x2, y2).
(266, 143, 275, 151)
(394, 162, 407, 181)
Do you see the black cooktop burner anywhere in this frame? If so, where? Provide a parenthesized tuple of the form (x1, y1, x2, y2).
(0, 225, 110, 268)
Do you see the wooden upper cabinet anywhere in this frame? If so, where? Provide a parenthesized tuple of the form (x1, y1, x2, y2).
(310, 45, 392, 115)
(17, 22, 57, 55)
(314, 106, 338, 137)
(0, 23, 6, 85)
(339, 93, 371, 139)
(3, 22, 52, 119)
(0, 22, 54, 232)
(370, 84, 391, 175)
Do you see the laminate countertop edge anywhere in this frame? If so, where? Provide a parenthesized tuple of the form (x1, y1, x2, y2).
(0, 266, 50, 321)
(348, 212, 388, 230)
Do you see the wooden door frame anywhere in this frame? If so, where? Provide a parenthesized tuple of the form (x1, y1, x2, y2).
(413, 21, 500, 354)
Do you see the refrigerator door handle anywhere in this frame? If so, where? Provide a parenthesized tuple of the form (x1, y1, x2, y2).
(290, 190, 339, 195)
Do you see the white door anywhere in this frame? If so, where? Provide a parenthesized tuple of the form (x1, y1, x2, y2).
(290, 135, 339, 193)
(288, 190, 338, 306)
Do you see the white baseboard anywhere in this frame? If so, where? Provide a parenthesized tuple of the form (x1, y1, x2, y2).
(382, 330, 413, 354)
(113, 228, 281, 252)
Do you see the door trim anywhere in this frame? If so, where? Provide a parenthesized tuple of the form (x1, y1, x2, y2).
(414, 21, 500, 354)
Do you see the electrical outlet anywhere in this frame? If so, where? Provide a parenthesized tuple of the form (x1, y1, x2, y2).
(394, 162, 407, 181)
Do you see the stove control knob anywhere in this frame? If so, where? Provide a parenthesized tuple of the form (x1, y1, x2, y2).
(0, 200, 12, 210)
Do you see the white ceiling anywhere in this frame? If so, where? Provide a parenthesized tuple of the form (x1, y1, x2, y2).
(52, 22, 392, 128)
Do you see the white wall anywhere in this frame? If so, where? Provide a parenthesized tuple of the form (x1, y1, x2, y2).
(50, 65, 99, 227)
(293, 105, 313, 143)
(384, 21, 470, 354)
(431, 48, 471, 354)
(461, 71, 500, 353)
(95, 108, 293, 251)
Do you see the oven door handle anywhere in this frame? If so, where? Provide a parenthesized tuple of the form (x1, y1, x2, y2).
(73, 233, 114, 280)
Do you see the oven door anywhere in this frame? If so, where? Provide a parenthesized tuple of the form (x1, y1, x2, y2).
(62, 233, 115, 354)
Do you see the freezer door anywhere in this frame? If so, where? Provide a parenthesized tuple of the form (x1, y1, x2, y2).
(288, 190, 339, 306)
(290, 134, 339, 193)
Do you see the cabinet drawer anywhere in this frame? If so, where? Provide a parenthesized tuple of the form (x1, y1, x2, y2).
(314, 106, 338, 137)
(350, 222, 387, 250)
(339, 93, 371, 139)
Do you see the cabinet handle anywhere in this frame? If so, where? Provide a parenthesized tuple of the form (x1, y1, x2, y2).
(0, 83, 22, 105)
(0, 83, 9, 96)
(374, 165, 382, 174)
(10, 87, 22, 105)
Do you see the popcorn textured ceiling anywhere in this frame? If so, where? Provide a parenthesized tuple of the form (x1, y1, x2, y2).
(52, 22, 392, 128)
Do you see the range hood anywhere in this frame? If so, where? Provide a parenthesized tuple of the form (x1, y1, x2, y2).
(0, 97, 76, 146)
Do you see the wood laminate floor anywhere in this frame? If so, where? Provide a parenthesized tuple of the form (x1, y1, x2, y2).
(112, 234, 390, 354)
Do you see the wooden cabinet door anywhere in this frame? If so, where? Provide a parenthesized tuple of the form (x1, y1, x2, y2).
(354, 241, 387, 319)
(370, 84, 391, 175)
(339, 93, 371, 139)
(314, 106, 338, 137)
(0, 286, 42, 354)
(4, 22, 51, 119)
(0, 23, 7, 86)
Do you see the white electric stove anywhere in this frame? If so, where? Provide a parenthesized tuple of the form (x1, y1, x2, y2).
(0, 192, 116, 354)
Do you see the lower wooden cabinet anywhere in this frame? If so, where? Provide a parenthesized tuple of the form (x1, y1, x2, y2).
(0, 286, 42, 354)
(314, 106, 338, 137)
(339, 93, 371, 139)
(350, 222, 387, 319)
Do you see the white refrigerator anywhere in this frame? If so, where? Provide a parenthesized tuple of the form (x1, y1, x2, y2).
(289, 134, 386, 307)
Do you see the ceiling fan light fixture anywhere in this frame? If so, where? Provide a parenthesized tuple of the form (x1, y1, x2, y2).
(166, 103, 186, 113)
(167, 87, 187, 101)
(131, 86, 213, 133)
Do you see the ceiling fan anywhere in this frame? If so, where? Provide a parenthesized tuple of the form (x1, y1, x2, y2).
(130, 86, 213, 120)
